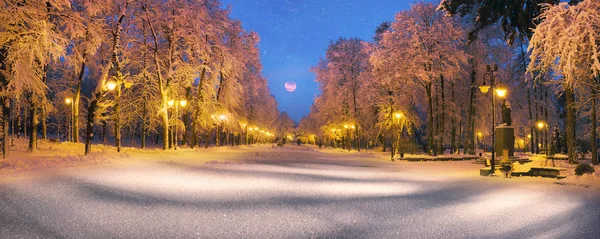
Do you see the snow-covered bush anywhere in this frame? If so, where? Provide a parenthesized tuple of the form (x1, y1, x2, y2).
(499, 159, 513, 178)
(575, 164, 595, 176)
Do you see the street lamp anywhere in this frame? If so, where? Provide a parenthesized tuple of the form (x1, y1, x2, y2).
(65, 97, 73, 142)
(212, 114, 227, 146)
(537, 121, 549, 157)
(390, 112, 403, 161)
(477, 131, 482, 153)
(169, 99, 187, 150)
(104, 74, 133, 153)
(480, 64, 505, 174)
(105, 78, 117, 91)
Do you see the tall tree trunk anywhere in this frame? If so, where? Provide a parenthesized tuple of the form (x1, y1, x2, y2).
(84, 95, 98, 155)
(102, 121, 108, 145)
(41, 65, 48, 141)
(544, 86, 549, 154)
(141, 100, 147, 149)
(534, 85, 539, 153)
(591, 87, 598, 165)
(73, 60, 85, 143)
(426, 82, 434, 155)
(114, 85, 121, 152)
(440, 74, 445, 155)
(1, 98, 9, 159)
(451, 82, 456, 154)
(182, 86, 191, 146)
(146, 7, 169, 151)
(466, 70, 477, 155)
(191, 67, 207, 149)
(28, 100, 38, 152)
(565, 85, 577, 164)
(41, 106, 47, 141)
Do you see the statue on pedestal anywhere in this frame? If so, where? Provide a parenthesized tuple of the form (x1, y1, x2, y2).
(501, 100, 512, 126)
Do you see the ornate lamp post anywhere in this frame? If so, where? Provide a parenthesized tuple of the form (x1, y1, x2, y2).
(479, 64, 507, 174)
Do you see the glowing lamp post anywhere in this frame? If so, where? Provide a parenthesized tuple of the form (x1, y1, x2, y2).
(390, 112, 403, 161)
(65, 97, 73, 142)
(477, 131, 482, 153)
(104, 74, 133, 153)
(480, 64, 506, 174)
(213, 114, 227, 146)
(169, 99, 187, 150)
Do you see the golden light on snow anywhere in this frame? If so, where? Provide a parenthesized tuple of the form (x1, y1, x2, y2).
(284, 81, 297, 92)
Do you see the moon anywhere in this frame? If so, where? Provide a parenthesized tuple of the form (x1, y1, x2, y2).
(284, 81, 297, 92)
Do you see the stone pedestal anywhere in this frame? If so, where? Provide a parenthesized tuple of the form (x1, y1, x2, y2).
(495, 125, 514, 157)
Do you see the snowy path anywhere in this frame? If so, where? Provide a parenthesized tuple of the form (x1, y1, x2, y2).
(1, 146, 599, 238)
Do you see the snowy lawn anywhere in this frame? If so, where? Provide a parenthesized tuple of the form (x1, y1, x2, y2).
(0, 143, 599, 238)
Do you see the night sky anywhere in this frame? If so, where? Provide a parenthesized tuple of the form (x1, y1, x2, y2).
(220, 0, 411, 122)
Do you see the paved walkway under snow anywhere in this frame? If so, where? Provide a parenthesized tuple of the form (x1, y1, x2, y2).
(1, 146, 599, 238)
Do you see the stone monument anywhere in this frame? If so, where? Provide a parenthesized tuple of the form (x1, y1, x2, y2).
(495, 100, 515, 157)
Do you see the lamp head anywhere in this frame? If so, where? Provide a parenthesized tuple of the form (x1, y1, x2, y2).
(168, 99, 175, 107)
(479, 82, 490, 94)
(65, 98, 72, 104)
(537, 122, 545, 129)
(179, 100, 187, 107)
(106, 78, 117, 91)
(495, 84, 507, 97)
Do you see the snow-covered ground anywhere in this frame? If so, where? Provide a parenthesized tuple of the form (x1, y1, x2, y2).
(1, 142, 599, 238)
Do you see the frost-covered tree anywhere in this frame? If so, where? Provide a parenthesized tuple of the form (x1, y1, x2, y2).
(0, 0, 72, 152)
(62, 0, 108, 143)
(528, 0, 600, 164)
(372, 1, 468, 155)
(437, 0, 560, 45)
(310, 38, 375, 150)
